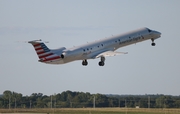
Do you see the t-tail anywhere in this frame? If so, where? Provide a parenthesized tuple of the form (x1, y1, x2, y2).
(28, 40, 61, 63)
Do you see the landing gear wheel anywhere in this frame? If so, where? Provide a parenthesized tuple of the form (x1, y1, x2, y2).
(82, 60, 88, 66)
(151, 42, 156, 46)
(151, 38, 156, 46)
(98, 61, 105, 66)
(98, 56, 105, 66)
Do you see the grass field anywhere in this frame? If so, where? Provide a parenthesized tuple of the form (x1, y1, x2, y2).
(0, 108, 180, 114)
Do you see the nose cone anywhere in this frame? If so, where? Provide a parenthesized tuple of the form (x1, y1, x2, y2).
(152, 30, 161, 38)
(156, 31, 161, 35)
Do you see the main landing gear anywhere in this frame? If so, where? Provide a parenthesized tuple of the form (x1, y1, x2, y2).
(82, 56, 106, 66)
(98, 56, 105, 66)
(151, 38, 156, 46)
(82, 59, 88, 66)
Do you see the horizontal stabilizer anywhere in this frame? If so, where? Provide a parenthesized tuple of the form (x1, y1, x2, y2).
(28, 39, 42, 43)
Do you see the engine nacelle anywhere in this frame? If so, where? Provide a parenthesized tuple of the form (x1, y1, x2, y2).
(60, 48, 83, 59)
(61, 52, 68, 59)
(61, 53, 65, 58)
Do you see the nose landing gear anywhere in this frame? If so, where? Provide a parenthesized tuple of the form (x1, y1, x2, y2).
(151, 38, 156, 46)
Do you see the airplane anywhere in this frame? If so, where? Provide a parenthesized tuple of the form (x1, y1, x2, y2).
(28, 27, 161, 66)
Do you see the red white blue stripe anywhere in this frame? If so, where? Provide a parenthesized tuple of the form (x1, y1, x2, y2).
(30, 42, 61, 62)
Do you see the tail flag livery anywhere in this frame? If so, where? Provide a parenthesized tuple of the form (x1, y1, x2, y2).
(28, 40, 61, 63)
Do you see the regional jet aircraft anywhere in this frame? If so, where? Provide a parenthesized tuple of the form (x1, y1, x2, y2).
(28, 27, 161, 66)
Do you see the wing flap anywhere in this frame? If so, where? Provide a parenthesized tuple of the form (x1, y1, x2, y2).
(95, 51, 128, 58)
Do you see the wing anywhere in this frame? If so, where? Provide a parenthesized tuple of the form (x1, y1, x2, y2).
(95, 51, 128, 58)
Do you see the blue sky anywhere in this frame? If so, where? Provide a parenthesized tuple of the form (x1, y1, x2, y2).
(0, 0, 180, 96)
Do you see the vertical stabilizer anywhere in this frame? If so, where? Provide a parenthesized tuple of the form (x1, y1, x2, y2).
(28, 40, 61, 62)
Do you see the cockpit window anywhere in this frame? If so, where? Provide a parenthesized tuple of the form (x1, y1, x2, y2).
(148, 29, 152, 32)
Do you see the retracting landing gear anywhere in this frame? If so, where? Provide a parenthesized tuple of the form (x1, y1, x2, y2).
(151, 38, 156, 46)
(82, 59, 88, 66)
(99, 56, 105, 66)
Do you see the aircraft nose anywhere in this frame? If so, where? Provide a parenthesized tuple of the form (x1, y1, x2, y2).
(156, 31, 161, 35)
(153, 30, 161, 37)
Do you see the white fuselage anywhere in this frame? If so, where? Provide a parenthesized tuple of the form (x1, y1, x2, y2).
(45, 27, 161, 64)
(27, 27, 161, 65)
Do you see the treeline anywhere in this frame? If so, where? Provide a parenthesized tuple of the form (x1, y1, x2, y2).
(0, 90, 180, 108)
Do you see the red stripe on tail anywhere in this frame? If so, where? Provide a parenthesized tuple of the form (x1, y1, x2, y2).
(39, 53, 54, 58)
(33, 44, 41, 47)
(37, 51, 45, 55)
(35, 47, 43, 51)
(43, 56, 61, 62)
